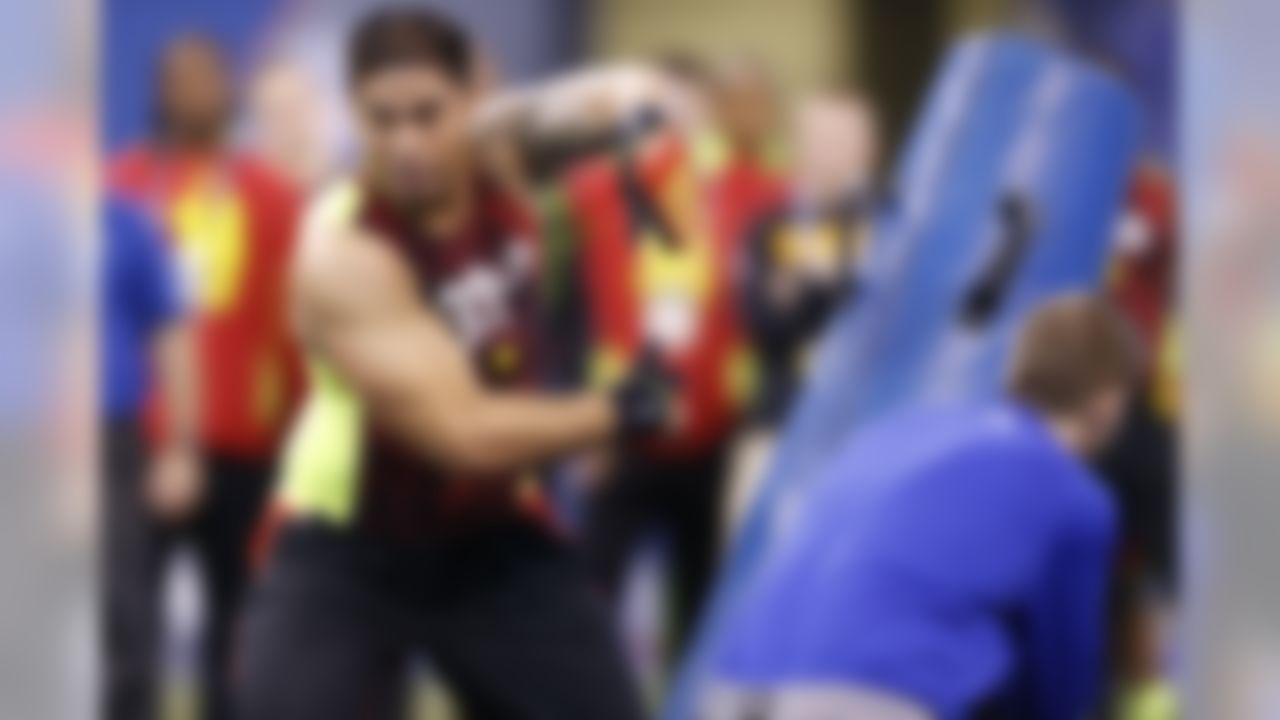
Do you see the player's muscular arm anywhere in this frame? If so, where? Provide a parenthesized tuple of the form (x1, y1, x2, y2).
(477, 64, 667, 140)
(295, 230, 618, 475)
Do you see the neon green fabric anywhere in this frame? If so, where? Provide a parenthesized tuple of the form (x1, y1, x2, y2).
(277, 181, 366, 526)
(279, 358, 365, 525)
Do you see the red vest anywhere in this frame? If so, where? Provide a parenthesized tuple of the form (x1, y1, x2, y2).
(109, 147, 303, 457)
(564, 134, 753, 457)
(1109, 163, 1175, 363)
(710, 153, 787, 262)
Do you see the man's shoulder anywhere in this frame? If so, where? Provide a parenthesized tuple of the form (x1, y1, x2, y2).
(104, 194, 161, 247)
(295, 237, 417, 344)
(107, 145, 160, 195)
(295, 183, 410, 306)
(301, 179, 364, 243)
(866, 402, 1060, 474)
(964, 403, 1116, 534)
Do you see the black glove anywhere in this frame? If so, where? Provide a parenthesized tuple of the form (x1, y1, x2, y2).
(612, 348, 680, 438)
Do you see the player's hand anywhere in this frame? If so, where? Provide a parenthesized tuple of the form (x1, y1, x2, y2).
(145, 444, 205, 523)
(612, 348, 680, 438)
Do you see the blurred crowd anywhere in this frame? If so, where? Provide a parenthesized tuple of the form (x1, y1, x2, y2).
(100, 9, 1178, 720)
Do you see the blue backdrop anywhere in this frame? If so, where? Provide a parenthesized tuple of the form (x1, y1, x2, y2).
(103, 0, 584, 152)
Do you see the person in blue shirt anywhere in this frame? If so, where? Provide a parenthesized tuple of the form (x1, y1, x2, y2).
(101, 195, 200, 720)
(707, 295, 1140, 720)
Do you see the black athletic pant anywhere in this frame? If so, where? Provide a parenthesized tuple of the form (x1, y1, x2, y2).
(236, 522, 646, 720)
(103, 419, 272, 720)
(582, 446, 728, 657)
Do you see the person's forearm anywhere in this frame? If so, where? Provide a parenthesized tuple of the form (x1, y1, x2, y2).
(417, 391, 616, 475)
(478, 64, 662, 140)
(153, 323, 199, 448)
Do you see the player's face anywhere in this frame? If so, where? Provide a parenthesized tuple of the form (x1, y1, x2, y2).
(158, 40, 231, 144)
(353, 64, 474, 208)
(714, 73, 775, 149)
(793, 99, 879, 203)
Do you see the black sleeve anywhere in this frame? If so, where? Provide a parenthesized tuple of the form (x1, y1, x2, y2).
(740, 211, 802, 352)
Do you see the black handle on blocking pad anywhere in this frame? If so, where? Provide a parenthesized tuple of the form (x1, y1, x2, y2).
(959, 193, 1036, 327)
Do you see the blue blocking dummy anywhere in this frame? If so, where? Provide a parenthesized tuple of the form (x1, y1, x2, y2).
(665, 33, 1139, 719)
